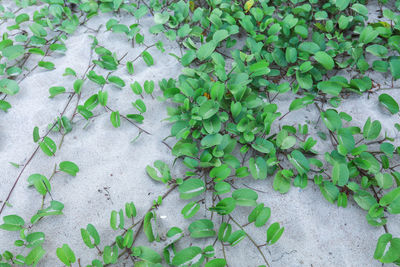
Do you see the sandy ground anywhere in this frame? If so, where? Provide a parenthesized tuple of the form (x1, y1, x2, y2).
(0, 1, 400, 266)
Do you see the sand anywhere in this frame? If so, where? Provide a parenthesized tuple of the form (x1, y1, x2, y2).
(0, 1, 399, 266)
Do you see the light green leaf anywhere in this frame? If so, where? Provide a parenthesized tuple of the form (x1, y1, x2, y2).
(314, 51, 334, 70)
(0, 78, 20, 95)
(59, 161, 79, 176)
(110, 111, 121, 128)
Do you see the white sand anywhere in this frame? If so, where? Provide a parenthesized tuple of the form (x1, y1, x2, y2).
(0, 2, 399, 266)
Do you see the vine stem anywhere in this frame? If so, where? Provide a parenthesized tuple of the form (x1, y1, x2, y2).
(103, 177, 190, 266)
(221, 240, 229, 267)
(104, 105, 151, 135)
(41, 164, 58, 209)
(228, 215, 271, 267)
(0, 93, 77, 216)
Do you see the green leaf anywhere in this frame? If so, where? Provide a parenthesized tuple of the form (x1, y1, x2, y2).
(210, 164, 231, 182)
(61, 117, 72, 132)
(255, 207, 271, 227)
(33, 127, 40, 143)
(49, 86, 65, 98)
(126, 61, 134, 74)
(28, 174, 51, 195)
(29, 22, 47, 37)
(26, 232, 45, 248)
(374, 233, 393, 260)
(134, 246, 162, 264)
(25, 246, 46, 266)
(172, 140, 198, 158)
(285, 47, 297, 63)
(319, 181, 339, 203)
(143, 212, 156, 242)
(210, 197, 236, 215)
(63, 67, 76, 77)
(197, 42, 216, 61)
(205, 258, 227, 267)
(390, 58, 400, 80)
(373, 60, 389, 72)
(266, 222, 284, 245)
(2, 45, 24, 60)
(354, 190, 377, 210)
(366, 45, 388, 58)
(88, 71, 106, 85)
(110, 111, 121, 128)
(134, 5, 149, 19)
(188, 219, 215, 238)
(214, 181, 231, 195)
(280, 136, 296, 150)
(249, 60, 270, 77)
(103, 245, 118, 264)
(0, 100, 11, 112)
(0, 78, 20, 95)
(363, 117, 381, 140)
(98, 90, 108, 106)
(38, 61, 55, 70)
(248, 203, 264, 223)
(375, 173, 393, 190)
(181, 201, 200, 219)
(232, 188, 258, 206)
(73, 79, 84, 94)
(199, 100, 219, 119)
(227, 230, 246, 246)
(218, 222, 232, 242)
(252, 137, 274, 153)
(59, 161, 79, 176)
(273, 171, 291, 194)
(142, 51, 154, 66)
(289, 95, 314, 111)
(377, 237, 400, 263)
(144, 80, 154, 95)
(132, 99, 146, 113)
(321, 109, 342, 132)
(335, 0, 350, 10)
(39, 136, 57, 156)
(146, 160, 171, 183)
(108, 76, 125, 88)
(332, 163, 349, 186)
(213, 29, 229, 43)
(380, 187, 400, 214)
(172, 247, 204, 267)
(56, 244, 76, 266)
(249, 157, 267, 180)
(379, 94, 399, 114)
(131, 81, 143, 95)
(179, 178, 206, 199)
(15, 13, 29, 24)
(317, 81, 342, 96)
(0, 215, 25, 231)
(298, 42, 320, 54)
(359, 26, 378, 44)
(110, 209, 124, 230)
(351, 3, 368, 16)
(50, 43, 67, 53)
(181, 50, 197, 66)
(60, 116, 72, 133)
(81, 224, 100, 248)
(314, 51, 334, 70)
(154, 12, 170, 24)
(30, 200, 64, 224)
(288, 150, 310, 175)
(111, 24, 129, 34)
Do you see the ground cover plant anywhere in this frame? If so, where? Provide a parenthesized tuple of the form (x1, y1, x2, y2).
(0, 0, 400, 266)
